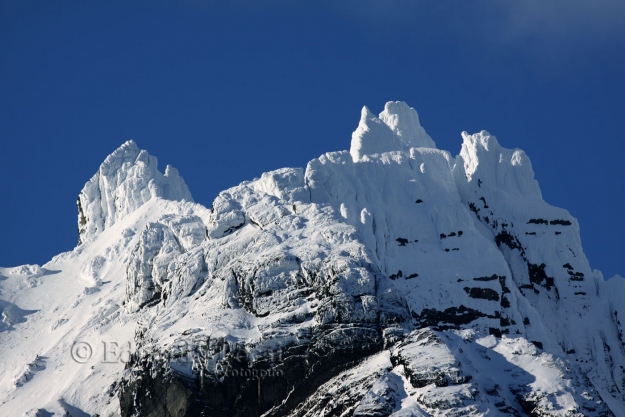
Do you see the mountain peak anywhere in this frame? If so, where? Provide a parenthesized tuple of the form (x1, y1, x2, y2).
(350, 101, 435, 161)
(98, 140, 140, 174)
(457, 130, 541, 199)
(379, 101, 436, 149)
(350, 105, 399, 161)
(77, 141, 193, 244)
(3, 102, 623, 417)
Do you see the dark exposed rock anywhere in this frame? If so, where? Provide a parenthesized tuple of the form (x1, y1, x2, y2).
(527, 262, 554, 291)
(463, 287, 500, 301)
(495, 230, 523, 252)
(550, 219, 572, 226)
(413, 305, 495, 329)
(223, 221, 245, 235)
(473, 275, 498, 282)
(489, 327, 502, 338)
(120, 327, 385, 417)
(498, 275, 511, 294)
(77, 198, 88, 245)
(389, 270, 403, 280)
(119, 361, 196, 417)
(395, 238, 409, 246)
(567, 270, 585, 281)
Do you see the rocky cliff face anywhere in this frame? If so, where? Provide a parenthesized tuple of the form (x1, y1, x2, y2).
(1, 102, 623, 417)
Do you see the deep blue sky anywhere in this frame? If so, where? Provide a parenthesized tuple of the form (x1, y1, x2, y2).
(1, 1, 623, 278)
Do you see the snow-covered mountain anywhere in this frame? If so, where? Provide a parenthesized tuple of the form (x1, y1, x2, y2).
(1, 102, 623, 417)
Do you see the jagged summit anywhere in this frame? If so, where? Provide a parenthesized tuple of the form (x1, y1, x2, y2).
(457, 131, 540, 197)
(350, 101, 435, 161)
(77, 140, 193, 244)
(379, 101, 436, 149)
(1, 102, 624, 416)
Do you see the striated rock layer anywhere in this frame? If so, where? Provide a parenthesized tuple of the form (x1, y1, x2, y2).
(0, 102, 623, 417)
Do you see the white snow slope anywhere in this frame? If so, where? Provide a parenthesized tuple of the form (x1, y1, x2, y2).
(0, 101, 623, 417)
